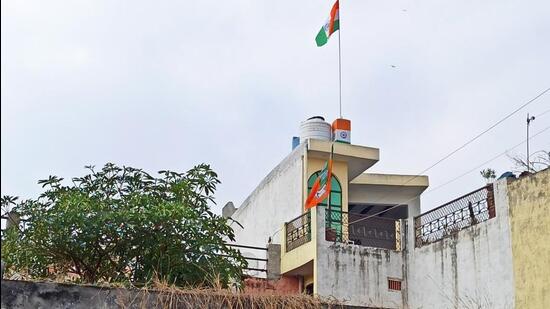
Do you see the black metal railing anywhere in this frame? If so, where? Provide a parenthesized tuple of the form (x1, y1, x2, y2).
(325, 208, 401, 250)
(414, 184, 495, 247)
(225, 243, 268, 274)
(285, 211, 311, 252)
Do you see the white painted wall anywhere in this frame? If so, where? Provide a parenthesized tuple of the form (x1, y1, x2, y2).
(229, 143, 305, 248)
(315, 206, 405, 308)
(405, 179, 515, 309)
(312, 186, 422, 308)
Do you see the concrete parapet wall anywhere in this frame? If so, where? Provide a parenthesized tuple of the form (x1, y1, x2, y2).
(405, 178, 515, 309)
(2, 280, 127, 309)
(1, 279, 377, 308)
(315, 206, 404, 309)
(508, 169, 550, 309)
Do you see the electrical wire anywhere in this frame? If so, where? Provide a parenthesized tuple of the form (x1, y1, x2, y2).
(536, 108, 550, 118)
(346, 125, 550, 225)
(342, 88, 550, 224)
(392, 87, 550, 187)
(425, 126, 550, 194)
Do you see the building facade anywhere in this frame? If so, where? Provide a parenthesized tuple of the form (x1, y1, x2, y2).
(224, 120, 550, 309)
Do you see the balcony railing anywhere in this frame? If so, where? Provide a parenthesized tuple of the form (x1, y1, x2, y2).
(414, 184, 495, 247)
(325, 208, 401, 250)
(285, 211, 311, 252)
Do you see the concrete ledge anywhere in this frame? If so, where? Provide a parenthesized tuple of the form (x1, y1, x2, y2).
(307, 140, 380, 180)
(351, 173, 429, 188)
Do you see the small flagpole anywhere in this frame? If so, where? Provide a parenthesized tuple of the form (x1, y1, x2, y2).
(327, 142, 334, 239)
(337, 6, 342, 118)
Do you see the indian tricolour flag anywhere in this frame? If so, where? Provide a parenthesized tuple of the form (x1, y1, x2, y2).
(315, 0, 340, 47)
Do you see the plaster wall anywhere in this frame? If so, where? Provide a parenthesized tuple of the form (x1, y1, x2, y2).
(315, 207, 404, 309)
(349, 184, 422, 215)
(406, 179, 515, 309)
(230, 144, 305, 275)
(508, 169, 550, 309)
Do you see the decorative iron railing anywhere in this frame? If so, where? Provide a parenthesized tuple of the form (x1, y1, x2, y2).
(325, 208, 401, 250)
(285, 211, 311, 252)
(414, 184, 495, 247)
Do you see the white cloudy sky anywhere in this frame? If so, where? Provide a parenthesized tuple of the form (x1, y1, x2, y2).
(2, 0, 549, 213)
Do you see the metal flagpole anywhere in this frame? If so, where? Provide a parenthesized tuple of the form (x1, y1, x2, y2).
(337, 11, 342, 118)
(327, 142, 334, 240)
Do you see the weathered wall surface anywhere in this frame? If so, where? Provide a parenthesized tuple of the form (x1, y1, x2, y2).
(243, 276, 300, 294)
(231, 143, 305, 247)
(229, 144, 305, 277)
(315, 207, 404, 309)
(318, 244, 404, 308)
(406, 179, 515, 309)
(1, 280, 125, 309)
(508, 169, 550, 309)
(1, 279, 369, 308)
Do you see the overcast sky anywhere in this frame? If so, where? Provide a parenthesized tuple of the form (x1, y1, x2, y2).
(2, 0, 549, 213)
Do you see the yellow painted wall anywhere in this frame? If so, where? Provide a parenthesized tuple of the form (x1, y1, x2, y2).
(306, 157, 348, 295)
(280, 207, 317, 274)
(508, 169, 550, 309)
(280, 150, 351, 295)
(305, 158, 349, 212)
(304, 274, 314, 288)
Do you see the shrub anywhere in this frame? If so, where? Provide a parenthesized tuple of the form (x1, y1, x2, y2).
(1, 163, 246, 287)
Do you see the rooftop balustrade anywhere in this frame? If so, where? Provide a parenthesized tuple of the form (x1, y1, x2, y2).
(414, 184, 495, 247)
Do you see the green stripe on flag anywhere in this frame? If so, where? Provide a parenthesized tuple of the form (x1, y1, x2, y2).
(315, 20, 339, 47)
(315, 27, 328, 47)
(332, 20, 339, 33)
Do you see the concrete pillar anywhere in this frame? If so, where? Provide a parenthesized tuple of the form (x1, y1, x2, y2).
(266, 244, 281, 280)
(222, 202, 237, 218)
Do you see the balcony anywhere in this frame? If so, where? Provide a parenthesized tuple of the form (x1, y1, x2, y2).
(284, 207, 402, 253)
(325, 208, 402, 250)
(285, 211, 311, 252)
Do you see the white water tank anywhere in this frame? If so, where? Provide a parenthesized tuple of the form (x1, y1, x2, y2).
(299, 116, 332, 142)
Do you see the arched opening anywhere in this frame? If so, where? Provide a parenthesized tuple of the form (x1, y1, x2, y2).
(308, 171, 343, 241)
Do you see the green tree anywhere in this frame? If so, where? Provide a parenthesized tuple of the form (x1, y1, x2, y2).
(479, 168, 496, 183)
(1, 163, 246, 287)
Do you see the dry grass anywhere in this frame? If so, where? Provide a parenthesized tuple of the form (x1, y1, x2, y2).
(116, 277, 343, 309)
(2, 268, 343, 308)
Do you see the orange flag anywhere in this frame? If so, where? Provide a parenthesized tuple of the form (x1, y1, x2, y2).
(305, 146, 334, 209)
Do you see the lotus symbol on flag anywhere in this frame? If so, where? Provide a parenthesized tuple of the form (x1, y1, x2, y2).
(315, 185, 327, 199)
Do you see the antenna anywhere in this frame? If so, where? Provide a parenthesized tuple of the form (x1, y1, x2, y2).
(526, 113, 536, 172)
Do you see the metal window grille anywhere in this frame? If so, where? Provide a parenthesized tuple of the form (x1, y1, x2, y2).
(388, 278, 402, 291)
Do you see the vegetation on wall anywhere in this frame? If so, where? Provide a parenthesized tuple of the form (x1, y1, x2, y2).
(1, 163, 246, 287)
(479, 168, 496, 183)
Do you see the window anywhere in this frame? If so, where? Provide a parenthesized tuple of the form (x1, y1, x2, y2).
(388, 278, 402, 291)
